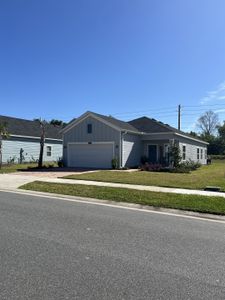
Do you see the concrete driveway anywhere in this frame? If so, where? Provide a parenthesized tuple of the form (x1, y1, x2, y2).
(0, 169, 98, 190)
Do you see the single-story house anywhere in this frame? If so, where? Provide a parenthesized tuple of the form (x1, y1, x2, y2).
(0, 115, 63, 164)
(62, 111, 208, 169)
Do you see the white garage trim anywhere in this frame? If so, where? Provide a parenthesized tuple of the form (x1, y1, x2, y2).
(67, 142, 115, 168)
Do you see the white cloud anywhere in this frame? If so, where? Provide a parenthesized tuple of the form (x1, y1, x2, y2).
(215, 109, 225, 113)
(200, 81, 225, 104)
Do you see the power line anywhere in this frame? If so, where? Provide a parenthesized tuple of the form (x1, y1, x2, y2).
(184, 103, 225, 108)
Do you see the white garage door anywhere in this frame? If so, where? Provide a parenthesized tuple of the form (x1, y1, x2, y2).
(68, 143, 114, 168)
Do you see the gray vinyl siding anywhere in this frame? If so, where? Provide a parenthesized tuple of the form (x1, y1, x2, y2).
(142, 135, 207, 165)
(178, 137, 207, 165)
(63, 116, 121, 166)
(2, 137, 62, 164)
(122, 133, 141, 167)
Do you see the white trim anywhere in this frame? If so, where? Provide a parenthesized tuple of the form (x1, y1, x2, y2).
(144, 131, 174, 136)
(142, 131, 208, 145)
(174, 132, 208, 145)
(67, 141, 115, 167)
(10, 134, 62, 142)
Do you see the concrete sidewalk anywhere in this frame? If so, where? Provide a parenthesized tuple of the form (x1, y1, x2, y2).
(1, 173, 225, 198)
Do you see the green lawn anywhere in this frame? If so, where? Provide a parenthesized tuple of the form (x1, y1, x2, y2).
(64, 160, 225, 191)
(0, 163, 38, 174)
(0, 162, 58, 174)
(20, 181, 225, 215)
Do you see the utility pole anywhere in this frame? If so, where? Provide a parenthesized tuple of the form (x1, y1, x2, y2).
(178, 104, 181, 130)
(38, 118, 46, 168)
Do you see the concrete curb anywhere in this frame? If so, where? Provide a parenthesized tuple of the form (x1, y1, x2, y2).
(1, 187, 225, 223)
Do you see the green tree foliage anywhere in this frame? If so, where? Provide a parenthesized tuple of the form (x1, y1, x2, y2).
(50, 119, 67, 127)
(169, 143, 182, 168)
(189, 131, 199, 138)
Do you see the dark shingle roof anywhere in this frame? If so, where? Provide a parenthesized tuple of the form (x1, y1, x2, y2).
(0, 115, 62, 140)
(90, 112, 140, 133)
(129, 116, 206, 143)
(128, 117, 172, 133)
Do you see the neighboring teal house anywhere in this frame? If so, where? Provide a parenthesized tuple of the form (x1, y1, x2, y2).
(0, 115, 63, 164)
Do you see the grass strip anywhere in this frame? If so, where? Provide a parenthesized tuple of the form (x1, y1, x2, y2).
(20, 181, 225, 215)
(63, 161, 225, 191)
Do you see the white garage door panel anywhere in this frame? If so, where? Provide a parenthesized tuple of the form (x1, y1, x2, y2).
(68, 143, 114, 168)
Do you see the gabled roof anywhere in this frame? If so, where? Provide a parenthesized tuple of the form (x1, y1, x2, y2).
(90, 112, 140, 133)
(128, 116, 172, 133)
(62, 111, 140, 133)
(62, 111, 207, 144)
(0, 115, 62, 140)
(129, 116, 208, 144)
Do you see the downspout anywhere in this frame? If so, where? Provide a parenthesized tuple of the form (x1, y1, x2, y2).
(120, 131, 127, 168)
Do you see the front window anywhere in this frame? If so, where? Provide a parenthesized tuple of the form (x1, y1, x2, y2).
(182, 145, 186, 160)
(197, 148, 200, 160)
(87, 124, 92, 134)
(47, 146, 52, 157)
(200, 149, 203, 159)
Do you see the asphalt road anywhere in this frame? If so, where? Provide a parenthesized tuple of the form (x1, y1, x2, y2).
(0, 191, 225, 299)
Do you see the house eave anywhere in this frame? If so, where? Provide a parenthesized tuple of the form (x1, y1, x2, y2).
(10, 134, 62, 142)
(140, 131, 209, 145)
(174, 132, 209, 145)
(61, 111, 142, 135)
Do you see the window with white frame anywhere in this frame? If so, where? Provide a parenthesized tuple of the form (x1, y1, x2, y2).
(164, 144, 170, 163)
(47, 146, 52, 157)
(200, 148, 203, 159)
(197, 148, 200, 160)
(182, 145, 186, 160)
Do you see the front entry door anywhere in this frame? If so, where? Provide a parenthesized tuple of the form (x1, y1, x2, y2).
(148, 145, 157, 163)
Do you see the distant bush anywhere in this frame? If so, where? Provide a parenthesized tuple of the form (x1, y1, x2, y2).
(210, 155, 225, 160)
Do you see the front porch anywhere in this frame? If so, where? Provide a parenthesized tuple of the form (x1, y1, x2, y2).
(142, 139, 173, 166)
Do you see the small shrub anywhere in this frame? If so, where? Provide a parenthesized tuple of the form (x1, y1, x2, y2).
(47, 163, 55, 168)
(170, 166, 190, 173)
(57, 159, 64, 168)
(171, 160, 202, 173)
(111, 158, 119, 169)
(141, 162, 163, 172)
(140, 155, 148, 164)
(7, 156, 17, 164)
(30, 156, 38, 163)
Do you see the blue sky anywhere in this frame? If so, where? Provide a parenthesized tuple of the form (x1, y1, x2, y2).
(1, 0, 225, 132)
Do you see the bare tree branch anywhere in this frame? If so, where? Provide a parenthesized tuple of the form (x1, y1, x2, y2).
(197, 110, 219, 136)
